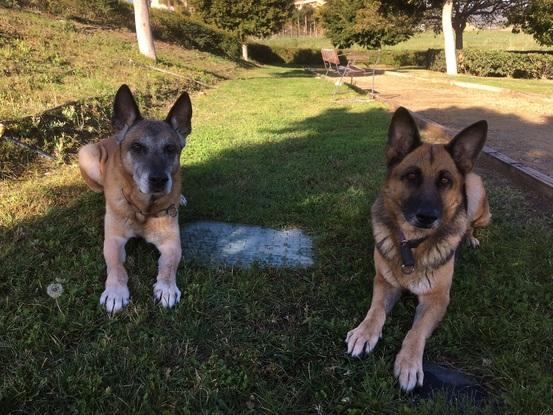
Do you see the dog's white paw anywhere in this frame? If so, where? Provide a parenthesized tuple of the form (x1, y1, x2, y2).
(345, 323, 381, 358)
(466, 235, 480, 248)
(100, 284, 130, 314)
(394, 350, 424, 392)
(153, 281, 181, 309)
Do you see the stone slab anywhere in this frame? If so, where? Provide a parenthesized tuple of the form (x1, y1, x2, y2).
(181, 221, 314, 269)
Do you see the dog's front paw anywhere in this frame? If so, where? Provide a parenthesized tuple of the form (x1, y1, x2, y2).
(466, 235, 480, 248)
(394, 349, 424, 392)
(153, 281, 181, 309)
(100, 284, 130, 314)
(345, 322, 381, 358)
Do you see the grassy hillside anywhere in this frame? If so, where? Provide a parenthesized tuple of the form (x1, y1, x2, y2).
(0, 7, 240, 179)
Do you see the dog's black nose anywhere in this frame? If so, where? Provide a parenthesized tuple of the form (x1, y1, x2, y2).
(149, 175, 169, 188)
(415, 208, 440, 227)
(416, 213, 437, 225)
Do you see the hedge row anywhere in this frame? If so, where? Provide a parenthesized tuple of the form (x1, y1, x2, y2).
(3, 0, 241, 59)
(430, 49, 553, 80)
(248, 43, 553, 80)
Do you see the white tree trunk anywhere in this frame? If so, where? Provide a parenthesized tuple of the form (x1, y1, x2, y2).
(242, 43, 249, 61)
(134, 0, 157, 61)
(442, 0, 457, 75)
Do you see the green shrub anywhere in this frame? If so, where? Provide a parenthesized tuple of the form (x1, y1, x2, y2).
(249, 42, 553, 80)
(248, 43, 320, 65)
(429, 49, 553, 79)
(151, 11, 241, 59)
(248, 43, 430, 67)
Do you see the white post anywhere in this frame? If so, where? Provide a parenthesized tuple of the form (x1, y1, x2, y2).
(134, 0, 157, 61)
(442, 0, 457, 75)
(242, 43, 249, 61)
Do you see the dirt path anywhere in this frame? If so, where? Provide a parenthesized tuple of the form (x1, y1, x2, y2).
(350, 73, 553, 177)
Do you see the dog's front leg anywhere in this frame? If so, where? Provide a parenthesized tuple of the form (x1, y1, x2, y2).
(152, 233, 182, 309)
(346, 272, 402, 357)
(100, 235, 130, 314)
(394, 288, 450, 391)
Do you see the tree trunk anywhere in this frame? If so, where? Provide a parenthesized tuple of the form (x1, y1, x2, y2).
(442, 0, 457, 75)
(134, 0, 156, 61)
(454, 25, 464, 50)
(241, 43, 249, 61)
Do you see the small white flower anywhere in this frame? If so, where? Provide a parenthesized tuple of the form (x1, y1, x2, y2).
(47, 283, 64, 299)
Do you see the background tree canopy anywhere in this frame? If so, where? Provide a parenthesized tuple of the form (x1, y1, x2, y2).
(320, 0, 425, 49)
(509, 0, 553, 46)
(424, 1, 521, 50)
(191, 0, 293, 41)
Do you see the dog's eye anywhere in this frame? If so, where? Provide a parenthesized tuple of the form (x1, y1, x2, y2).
(403, 170, 420, 183)
(130, 142, 147, 154)
(401, 168, 422, 186)
(164, 145, 177, 154)
(438, 176, 451, 187)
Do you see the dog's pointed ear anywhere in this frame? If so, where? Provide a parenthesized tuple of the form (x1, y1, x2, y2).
(166, 91, 192, 147)
(446, 120, 487, 174)
(112, 85, 141, 142)
(386, 107, 422, 167)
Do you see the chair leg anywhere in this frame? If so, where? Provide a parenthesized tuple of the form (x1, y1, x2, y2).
(371, 68, 376, 98)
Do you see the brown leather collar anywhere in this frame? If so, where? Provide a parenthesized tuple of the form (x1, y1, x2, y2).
(397, 230, 427, 275)
(121, 189, 177, 218)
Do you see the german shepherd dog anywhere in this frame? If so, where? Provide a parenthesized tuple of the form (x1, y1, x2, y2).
(78, 85, 192, 314)
(346, 107, 491, 391)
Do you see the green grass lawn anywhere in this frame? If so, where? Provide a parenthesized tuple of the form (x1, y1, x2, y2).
(1, 65, 552, 413)
(261, 30, 552, 51)
(393, 69, 553, 96)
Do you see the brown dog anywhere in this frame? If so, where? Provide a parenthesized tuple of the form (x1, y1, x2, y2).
(78, 85, 192, 314)
(346, 107, 491, 391)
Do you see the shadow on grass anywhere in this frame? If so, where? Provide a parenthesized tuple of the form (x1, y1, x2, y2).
(270, 68, 315, 78)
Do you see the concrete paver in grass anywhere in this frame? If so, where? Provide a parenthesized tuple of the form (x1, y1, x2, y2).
(181, 221, 314, 269)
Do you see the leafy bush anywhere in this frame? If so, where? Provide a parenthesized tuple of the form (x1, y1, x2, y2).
(429, 49, 553, 79)
(151, 11, 240, 59)
(248, 43, 320, 65)
(248, 43, 429, 67)
(249, 43, 553, 80)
